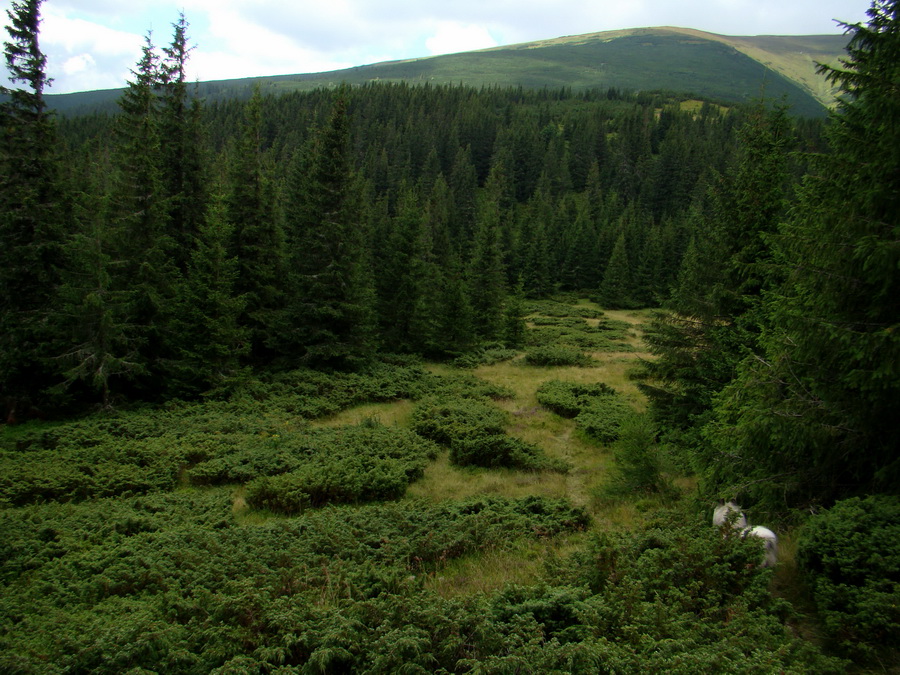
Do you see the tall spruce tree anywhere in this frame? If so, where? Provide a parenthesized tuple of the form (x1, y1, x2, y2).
(377, 183, 436, 353)
(468, 161, 509, 343)
(281, 89, 376, 368)
(0, 0, 67, 420)
(54, 178, 144, 410)
(225, 85, 284, 362)
(109, 32, 175, 398)
(166, 196, 249, 396)
(640, 103, 792, 437)
(159, 13, 207, 272)
(705, 1, 900, 508)
(598, 232, 633, 309)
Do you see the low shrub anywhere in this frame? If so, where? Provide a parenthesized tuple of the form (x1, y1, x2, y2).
(244, 456, 412, 513)
(537, 380, 619, 418)
(193, 422, 438, 512)
(411, 397, 507, 446)
(576, 396, 636, 444)
(536, 380, 634, 444)
(796, 495, 900, 662)
(603, 415, 674, 497)
(451, 347, 519, 369)
(450, 434, 568, 473)
(412, 397, 566, 472)
(524, 345, 593, 367)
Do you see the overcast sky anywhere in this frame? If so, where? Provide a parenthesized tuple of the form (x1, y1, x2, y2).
(0, 0, 872, 94)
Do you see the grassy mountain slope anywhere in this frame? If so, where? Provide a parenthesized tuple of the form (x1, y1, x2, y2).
(47, 27, 849, 117)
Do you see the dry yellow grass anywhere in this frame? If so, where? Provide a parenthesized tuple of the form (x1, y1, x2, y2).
(406, 450, 574, 503)
(424, 533, 588, 598)
(412, 301, 655, 516)
(311, 399, 415, 428)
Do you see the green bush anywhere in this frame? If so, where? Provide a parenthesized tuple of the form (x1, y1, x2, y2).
(412, 397, 566, 472)
(411, 397, 507, 446)
(796, 495, 900, 662)
(451, 347, 519, 369)
(450, 434, 568, 473)
(537, 380, 619, 418)
(604, 415, 675, 497)
(524, 344, 593, 367)
(199, 422, 439, 512)
(536, 380, 635, 444)
(576, 396, 636, 443)
(244, 456, 412, 512)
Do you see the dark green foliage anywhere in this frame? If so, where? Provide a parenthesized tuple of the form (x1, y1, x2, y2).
(54, 186, 145, 408)
(575, 396, 636, 444)
(0, 0, 67, 418)
(536, 380, 619, 418)
(159, 13, 208, 269)
(252, 362, 511, 418)
(225, 85, 285, 361)
(451, 346, 519, 369)
(411, 397, 564, 471)
(604, 414, 675, 497)
(450, 433, 568, 473)
(796, 495, 900, 662)
(375, 183, 438, 353)
(524, 344, 593, 367)
(0, 364, 510, 508)
(640, 102, 793, 455)
(13, 63, 819, 412)
(528, 519, 846, 673)
(525, 301, 633, 354)
(0, 491, 590, 673)
(597, 232, 634, 309)
(281, 90, 376, 368)
(702, 3, 900, 507)
(468, 162, 509, 342)
(242, 421, 438, 512)
(411, 397, 508, 446)
(166, 196, 250, 397)
(536, 379, 634, 443)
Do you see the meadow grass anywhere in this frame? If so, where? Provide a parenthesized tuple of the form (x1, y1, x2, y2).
(424, 532, 588, 598)
(310, 399, 415, 428)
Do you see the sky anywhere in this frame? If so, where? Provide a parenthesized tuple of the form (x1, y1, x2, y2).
(0, 0, 872, 95)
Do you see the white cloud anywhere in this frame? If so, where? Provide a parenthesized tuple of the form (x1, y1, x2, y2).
(188, 6, 354, 81)
(425, 22, 498, 56)
(62, 53, 95, 76)
(41, 7, 143, 56)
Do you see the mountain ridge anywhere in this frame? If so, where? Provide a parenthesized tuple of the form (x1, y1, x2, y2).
(46, 26, 849, 117)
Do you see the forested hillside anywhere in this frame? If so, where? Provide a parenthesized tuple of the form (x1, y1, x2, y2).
(1, 0, 898, 671)
(44, 28, 848, 119)
(2, 14, 830, 417)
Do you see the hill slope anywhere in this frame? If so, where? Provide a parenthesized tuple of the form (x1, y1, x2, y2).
(47, 27, 849, 117)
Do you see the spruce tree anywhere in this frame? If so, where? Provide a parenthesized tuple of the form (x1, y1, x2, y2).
(225, 85, 284, 362)
(109, 32, 175, 398)
(54, 180, 144, 410)
(0, 0, 67, 419)
(166, 196, 249, 396)
(377, 183, 435, 353)
(281, 89, 376, 368)
(159, 13, 207, 272)
(598, 232, 633, 309)
(518, 190, 555, 297)
(640, 104, 792, 439)
(468, 162, 508, 343)
(706, 1, 900, 507)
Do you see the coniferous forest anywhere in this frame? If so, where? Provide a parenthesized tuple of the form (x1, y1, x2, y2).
(1, 0, 898, 672)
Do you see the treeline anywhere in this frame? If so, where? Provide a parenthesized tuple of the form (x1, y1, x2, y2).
(640, 1, 900, 512)
(1, 3, 828, 420)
